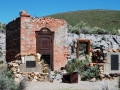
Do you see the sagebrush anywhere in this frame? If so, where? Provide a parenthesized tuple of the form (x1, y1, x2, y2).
(0, 67, 26, 90)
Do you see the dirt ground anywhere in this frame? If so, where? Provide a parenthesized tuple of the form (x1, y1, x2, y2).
(26, 77, 118, 90)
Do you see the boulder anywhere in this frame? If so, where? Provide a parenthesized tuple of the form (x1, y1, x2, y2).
(89, 78, 96, 82)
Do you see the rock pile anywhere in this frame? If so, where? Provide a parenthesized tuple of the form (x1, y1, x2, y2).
(91, 49, 107, 63)
(89, 63, 120, 80)
(108, 48, 120, 52)
(7, 60, 49, 82)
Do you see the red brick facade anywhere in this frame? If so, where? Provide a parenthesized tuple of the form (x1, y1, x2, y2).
(6, 10, 68, 70)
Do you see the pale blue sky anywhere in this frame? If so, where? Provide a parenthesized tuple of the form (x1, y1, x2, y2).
(0, 0, 120, 24)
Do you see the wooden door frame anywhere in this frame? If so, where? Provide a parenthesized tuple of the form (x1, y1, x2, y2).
(35, 27, 54, 70)
(76, 39, 90, 58)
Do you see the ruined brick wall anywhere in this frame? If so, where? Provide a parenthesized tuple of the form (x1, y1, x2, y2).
(54, 25, 68, 70)
(6, 18, 20, 62)
(20, 11, 68, 70)
(6, 10, 68, 70)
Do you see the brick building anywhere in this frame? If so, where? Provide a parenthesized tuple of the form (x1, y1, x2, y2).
(6, 10, 68, 70)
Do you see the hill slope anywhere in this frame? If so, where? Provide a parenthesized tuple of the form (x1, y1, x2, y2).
(47, 10, 120, 31)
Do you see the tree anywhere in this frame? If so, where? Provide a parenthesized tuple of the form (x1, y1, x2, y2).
(0, 22, 6, 29)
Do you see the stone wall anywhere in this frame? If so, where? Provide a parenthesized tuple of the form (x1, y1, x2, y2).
(6, 17, 20, 62)
(0, 30, 6, 63)
(54, 25, 68, 70)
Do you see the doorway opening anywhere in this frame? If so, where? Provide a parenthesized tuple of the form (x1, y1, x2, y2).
(76, 39, 90, 59)
(36, 27, 54, 70)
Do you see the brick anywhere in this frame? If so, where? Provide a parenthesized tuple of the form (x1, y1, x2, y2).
(6, 10, 68, 70)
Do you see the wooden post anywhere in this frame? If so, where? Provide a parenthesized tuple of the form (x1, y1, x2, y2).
(76, 40, 79, 58)
(87, 40, 90, 56)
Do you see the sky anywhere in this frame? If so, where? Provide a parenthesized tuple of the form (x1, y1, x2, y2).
(0, 0, 120, 24)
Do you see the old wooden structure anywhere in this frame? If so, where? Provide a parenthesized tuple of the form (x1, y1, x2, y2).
(76, 38, 90, 58)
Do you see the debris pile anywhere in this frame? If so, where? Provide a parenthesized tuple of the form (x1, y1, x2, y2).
(7, 60, 49, 82)
(91, 49, 107, 63)
(108, 48, 120, 52)
(89, 63, 120, 80)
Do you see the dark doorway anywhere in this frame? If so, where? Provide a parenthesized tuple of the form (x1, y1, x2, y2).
(36, 28, 54, 70)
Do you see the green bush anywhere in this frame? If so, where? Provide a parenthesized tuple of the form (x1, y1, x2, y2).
(68, 25, 80, 35)
(0, 74, 17, 90)
(71, 29, 80, 35)
(65, 57, 90, 75)
(1, 68, 13, 77)
(89, 27, 109, 34)
(0, 22, 6, 29)
(110, 29, 118, 35)
(0, 51, 3, 57)
(81, 66, 99, 81)
(0, 68, 26, 90)
(68, 21, 89, 35)
(68, 23, 111, 35)
(118, 76, 120, 89)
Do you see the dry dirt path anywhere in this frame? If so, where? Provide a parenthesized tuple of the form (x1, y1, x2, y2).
(26, 77, 118, 90)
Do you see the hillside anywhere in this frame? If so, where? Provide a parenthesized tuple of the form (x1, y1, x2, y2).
(47, 10, 120, 31)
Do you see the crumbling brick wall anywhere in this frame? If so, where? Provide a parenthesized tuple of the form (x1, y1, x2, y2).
(6, 10, 68, 70)
(6, 17, 20, 62)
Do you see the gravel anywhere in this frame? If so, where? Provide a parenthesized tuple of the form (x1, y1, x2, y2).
(26, 77, 118, 90)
